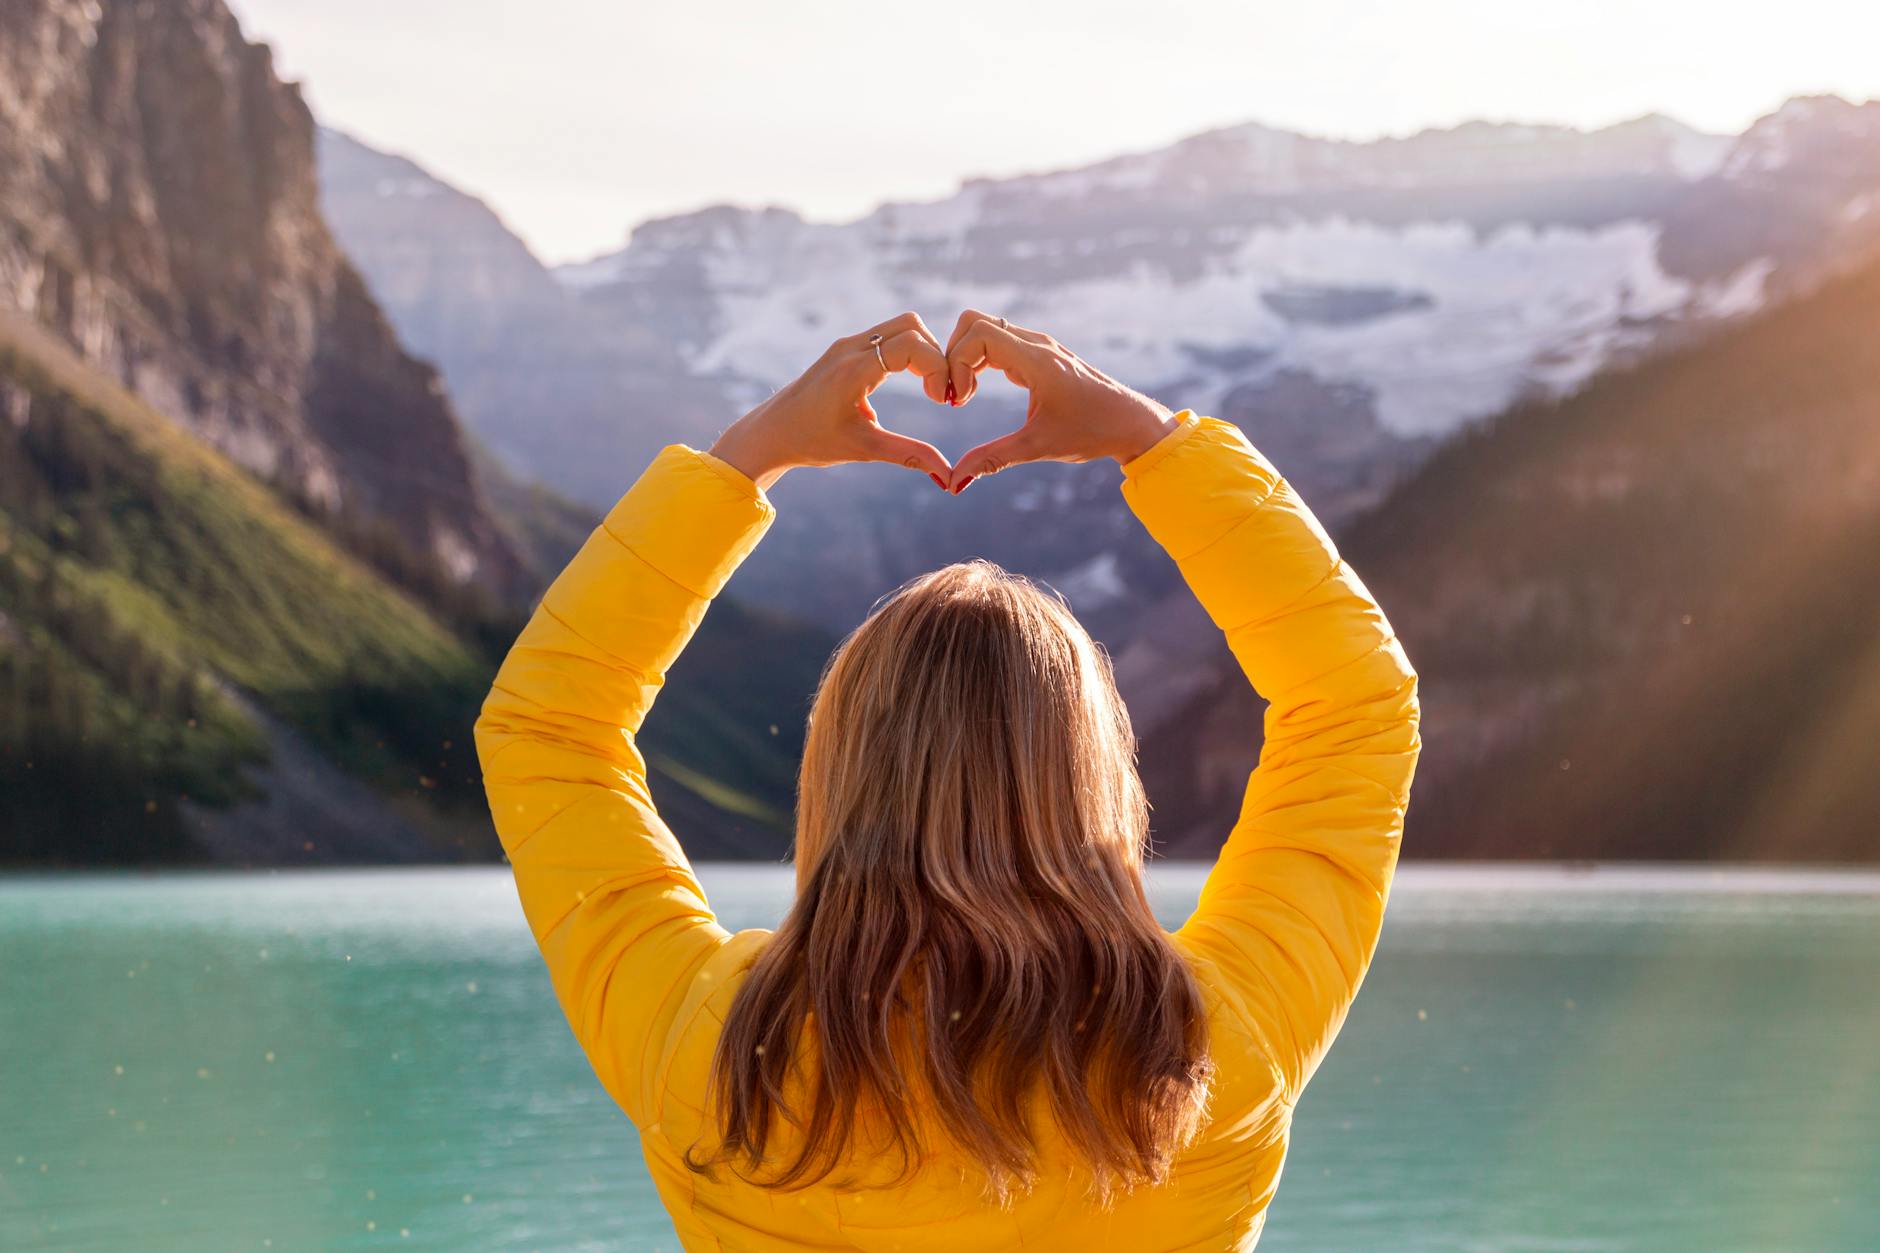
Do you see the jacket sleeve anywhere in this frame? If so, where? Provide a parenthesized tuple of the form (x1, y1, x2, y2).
(1120, 412, 1421, 1104)
(472, 444, 775, 1128)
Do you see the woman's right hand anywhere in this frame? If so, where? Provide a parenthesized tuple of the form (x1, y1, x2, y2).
(942, 310, 1179, 492)
(708, 312, 955, 492)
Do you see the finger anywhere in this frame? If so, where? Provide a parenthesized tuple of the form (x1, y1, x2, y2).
(995, 319, 1055, 350)
(869, 329, 951, 404)
(945, 308, 1002, 356)
(945, 309, 1054, 353)
(858, 309, 936, 347)
(904, 315, 951, 403)
(843, 314, 948, 401)
(826, 311, 919, 361)
(987, 317, 1075, 363)
(948, 320, 1044, 406)
(949, 428, 1037, 489)
(858, 426, 953, 481)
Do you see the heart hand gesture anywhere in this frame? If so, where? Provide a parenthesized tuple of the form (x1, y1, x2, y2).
(708, 312, 955, 491)
(706, 309, 1177, 495)
(940, 310, 1178, 493)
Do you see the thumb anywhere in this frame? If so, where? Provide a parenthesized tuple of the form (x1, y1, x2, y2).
(859, 426, 953, 481)
(949, 429, 1033, 491)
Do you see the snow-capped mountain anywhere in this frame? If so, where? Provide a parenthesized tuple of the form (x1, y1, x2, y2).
(321, 98, 1880, 645)
(560, 105, 1879, 450)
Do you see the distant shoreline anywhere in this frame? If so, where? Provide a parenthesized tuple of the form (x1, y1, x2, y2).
(4, 861, 1879, 896)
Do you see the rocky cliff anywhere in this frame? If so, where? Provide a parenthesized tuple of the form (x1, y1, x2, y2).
(0, 0, 521, 592)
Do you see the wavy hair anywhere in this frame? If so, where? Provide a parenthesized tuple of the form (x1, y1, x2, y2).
(683, 559, 1215, 1208)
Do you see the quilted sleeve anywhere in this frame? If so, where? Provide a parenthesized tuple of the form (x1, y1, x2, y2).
(1121, 412, 1422, 1103)
(473, 444, 775, 1127)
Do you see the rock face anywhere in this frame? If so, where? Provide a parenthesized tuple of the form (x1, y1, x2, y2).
(316, 128, 725, 501)
(0, 0, 521, 592)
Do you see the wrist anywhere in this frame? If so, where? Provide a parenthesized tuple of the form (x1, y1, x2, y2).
(1107, 395, 1179, 464)
(707, 423, 790, 491)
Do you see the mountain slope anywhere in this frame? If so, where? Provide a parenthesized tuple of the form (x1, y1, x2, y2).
(0, 311, 490, 862)
(1146, 248, 1880, 862)
(0, 311, 834, 863)
(0, 1, 838, 865)
(315, 128, 727, 496)
(0, 0, 522, 593)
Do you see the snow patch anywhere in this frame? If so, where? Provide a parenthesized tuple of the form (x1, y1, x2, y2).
(1694, 257, 1776, 319)
(554, 254, 627, 289)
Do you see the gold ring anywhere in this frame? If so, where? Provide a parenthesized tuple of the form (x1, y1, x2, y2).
(868, 333, 887, 371)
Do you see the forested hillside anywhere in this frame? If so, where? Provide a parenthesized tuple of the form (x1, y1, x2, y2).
(0, 315, 491, 861)
(0, 315, 831, 864)
(1147, 254, 1880, 862)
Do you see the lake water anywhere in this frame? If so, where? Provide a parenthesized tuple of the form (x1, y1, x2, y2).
(2, 865, 1877, 1252)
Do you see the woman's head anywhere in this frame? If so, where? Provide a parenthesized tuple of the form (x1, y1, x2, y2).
(686, 560, 1215, 1206)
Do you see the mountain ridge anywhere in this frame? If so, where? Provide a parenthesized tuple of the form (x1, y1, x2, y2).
(0, 0, 524, 594)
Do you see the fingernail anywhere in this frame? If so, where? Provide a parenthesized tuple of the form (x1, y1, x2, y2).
(951, 474, 975, 495)
(944, 378, 956, 404)
(929, 473, 947, 490)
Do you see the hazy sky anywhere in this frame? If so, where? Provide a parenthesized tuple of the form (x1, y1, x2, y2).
(228, 0, 1880, 265)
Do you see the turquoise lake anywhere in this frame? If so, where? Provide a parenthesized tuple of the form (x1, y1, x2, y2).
(2, 865, 1877, 1251)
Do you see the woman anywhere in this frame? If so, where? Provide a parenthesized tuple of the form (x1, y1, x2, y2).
(473, 310, 1421, 1251)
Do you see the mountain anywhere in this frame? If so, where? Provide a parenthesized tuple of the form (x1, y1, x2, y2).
(559, 102, 1878, 450)
(314, 128, 727, 496)
(0, 0, 834, 865)
(0, 0, 522, 594)
(327, 102, 1880, 640)
(1144, 247, 1880, 862)
(0, 309, 496, 862)
(318, 100, 1880, 863)
(0, 309, 831, 864)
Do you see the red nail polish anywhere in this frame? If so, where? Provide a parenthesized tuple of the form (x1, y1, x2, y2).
(944, 378, 956, 405)
(952, 474, 975, 494)
(929, 473, 946, 490)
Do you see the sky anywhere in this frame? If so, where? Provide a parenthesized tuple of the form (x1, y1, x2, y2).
(227, 0, 1880, 266)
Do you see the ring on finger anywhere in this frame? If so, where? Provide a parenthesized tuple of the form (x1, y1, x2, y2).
(867, 333, 887, 371)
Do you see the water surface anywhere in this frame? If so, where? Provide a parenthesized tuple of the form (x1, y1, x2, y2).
(3, 864, 1877, 1251)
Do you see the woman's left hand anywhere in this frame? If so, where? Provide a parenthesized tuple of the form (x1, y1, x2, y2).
(707, 312, 955, 491)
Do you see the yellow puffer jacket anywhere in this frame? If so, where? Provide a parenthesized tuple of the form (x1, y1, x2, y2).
(474, 412, 1421, 1251)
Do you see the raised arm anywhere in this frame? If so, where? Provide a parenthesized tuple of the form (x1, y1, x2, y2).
(941, 312, 1420, 1106)
(473, 446, 774, 1127)
(1122, 414, 1421, 1105)
(473, 312, 953, 1128)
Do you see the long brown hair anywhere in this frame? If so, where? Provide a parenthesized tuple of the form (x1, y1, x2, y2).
(683, 559, 1215, 1208)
